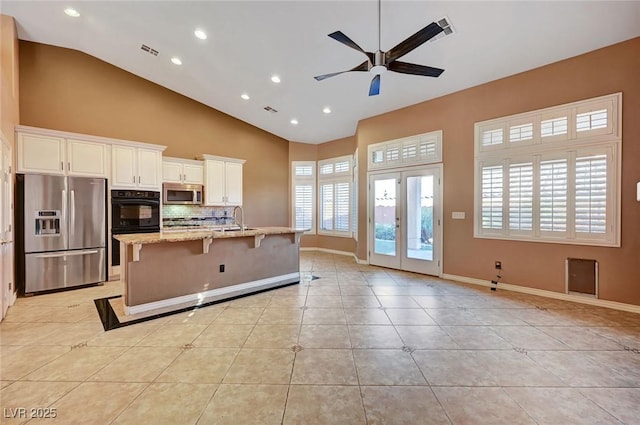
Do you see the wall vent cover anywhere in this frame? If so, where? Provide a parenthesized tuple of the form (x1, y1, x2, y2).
(566, 258, 598, 297)
(141, 44, 159, 56)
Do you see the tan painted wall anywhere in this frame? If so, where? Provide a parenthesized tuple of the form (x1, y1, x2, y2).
(18, 41, 288, 227)
(356, 37, 640, 306)
(1, 15, 19, 147)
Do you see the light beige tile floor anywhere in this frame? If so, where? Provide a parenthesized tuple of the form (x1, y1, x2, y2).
(1, 251, 639, 424)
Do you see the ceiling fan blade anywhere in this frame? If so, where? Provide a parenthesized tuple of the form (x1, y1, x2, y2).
(314, 61, 370, 81)
(385, 22, 444, 63)
(388, 61, 444, 77)
(369, 74, 381, 96)
(328, 31, 374, 62)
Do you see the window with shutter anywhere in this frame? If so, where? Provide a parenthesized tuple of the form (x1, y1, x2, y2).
(539, 159, 567, 232)
(352, 150, 358, 241)
(481, 165, 503, 230)
(541, 117, 568, 138)
(368, 131, 442, 170)
(318, 155, 354, 237)
(474, 93, 620, 246)
(320, 183, 334, 231)
(576, 109, 607, 132)
(291, 161, 316, 233)
(575, 154, 607, 234)
(509, 123, 533, 143)
(508, 162, 533, 231)
(482, 129, 503, 146)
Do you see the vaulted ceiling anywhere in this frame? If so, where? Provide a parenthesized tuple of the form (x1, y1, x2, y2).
(2, 1, 639, 144)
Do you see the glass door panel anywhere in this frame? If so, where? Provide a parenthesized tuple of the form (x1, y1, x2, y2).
(369, 175, 400, 269)
(405, 175, 433, 261)
(401, 169, 440, 275)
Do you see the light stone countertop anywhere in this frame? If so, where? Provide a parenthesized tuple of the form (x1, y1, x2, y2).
(113, 226, 307, 245)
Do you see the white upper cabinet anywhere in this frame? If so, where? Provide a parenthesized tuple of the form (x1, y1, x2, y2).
(112, 145, 163, 190)
(224, 161, 243, 205)
(66, 139, 109, 177)
(17, 133, 66, 175)
(17, 132, 110, 177)
(201, 155, 245, 206)
(162, 157, 204, 184)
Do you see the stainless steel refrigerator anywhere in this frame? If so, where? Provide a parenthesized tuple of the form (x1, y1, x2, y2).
(16, 174, 107, 293)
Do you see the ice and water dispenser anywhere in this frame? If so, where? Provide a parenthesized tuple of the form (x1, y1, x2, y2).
(34, 210, 61, 236)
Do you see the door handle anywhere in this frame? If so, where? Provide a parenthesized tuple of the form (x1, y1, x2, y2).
(34, 249, 99, 259)
(70, 190, 75, 235)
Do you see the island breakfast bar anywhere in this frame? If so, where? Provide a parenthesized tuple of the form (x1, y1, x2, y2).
(114, 227, 305, 315)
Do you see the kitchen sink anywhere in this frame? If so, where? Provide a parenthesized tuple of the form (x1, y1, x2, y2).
(214, 226, 256, 232)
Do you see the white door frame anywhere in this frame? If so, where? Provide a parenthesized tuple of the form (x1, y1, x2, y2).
(367, 164, 443, 277)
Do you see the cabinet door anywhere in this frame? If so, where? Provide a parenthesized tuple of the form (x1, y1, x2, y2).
(111, 145, 137, 188)
(17, 133, 65, 174)
(67, 139, 109, 177)
(204, 160, 225, 205)
(182, 164, 203, 184)
(162, 161, 183, 183)
(225, 162, 243, 206)
(137, 149, 161, 190)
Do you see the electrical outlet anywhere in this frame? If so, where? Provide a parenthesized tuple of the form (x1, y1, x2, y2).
(219, 264, 225, 273)
(495, 261, 502, 270)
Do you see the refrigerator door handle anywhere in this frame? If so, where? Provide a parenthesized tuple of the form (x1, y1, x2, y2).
(70, 189, 76, 239)
(33, 249, 99, 259)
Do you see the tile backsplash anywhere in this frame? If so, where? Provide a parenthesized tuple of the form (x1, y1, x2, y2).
(163, 205, 235, 221)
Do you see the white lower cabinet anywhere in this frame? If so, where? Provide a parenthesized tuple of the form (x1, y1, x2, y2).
(202, 155, 245, 206)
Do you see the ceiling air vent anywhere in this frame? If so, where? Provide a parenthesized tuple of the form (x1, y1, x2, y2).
(430, 17, 454, 42)
(264, 106, 278, 113)
(140, 44, 159, 56)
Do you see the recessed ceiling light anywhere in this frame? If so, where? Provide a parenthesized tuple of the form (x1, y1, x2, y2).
(194, 29, 207, 40)
(64, 8, 80, 17)
(171, 57, 182, 65)
(290, 119, 299, 125)
(241, 93, 250, 100)
(323, 107, 331, 114)
(271, 75, 281, 84)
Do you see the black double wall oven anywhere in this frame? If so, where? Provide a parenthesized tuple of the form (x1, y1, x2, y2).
(111, 190, 160, 266)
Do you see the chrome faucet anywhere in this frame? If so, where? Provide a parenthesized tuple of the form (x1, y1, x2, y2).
(233, 205, 244, 232)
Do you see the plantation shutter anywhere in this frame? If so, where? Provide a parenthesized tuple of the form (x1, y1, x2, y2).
(481, 165, 503, 229)
(575, 154, 607, 233)
(292, 162, 315, 232)
(539, 159, 568, 232)
(320, 183, 334, 231)
(508, 162, 533, 231)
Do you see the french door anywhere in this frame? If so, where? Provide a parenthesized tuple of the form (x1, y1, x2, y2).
(369, 166, 442, 276)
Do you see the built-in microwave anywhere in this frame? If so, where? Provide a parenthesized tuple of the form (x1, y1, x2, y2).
(163, 183, 203, 205)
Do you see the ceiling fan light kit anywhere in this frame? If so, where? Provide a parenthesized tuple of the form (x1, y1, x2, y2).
(314, 0, 446, 96)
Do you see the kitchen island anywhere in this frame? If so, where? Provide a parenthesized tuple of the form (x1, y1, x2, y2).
(114, 227, 305, 315)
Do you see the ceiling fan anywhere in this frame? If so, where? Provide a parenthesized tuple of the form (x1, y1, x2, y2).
(314, 0, 446, 96)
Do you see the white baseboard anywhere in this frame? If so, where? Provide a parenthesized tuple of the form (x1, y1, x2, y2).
(442, 273, 640, 314)
(125, 272, 300, 316)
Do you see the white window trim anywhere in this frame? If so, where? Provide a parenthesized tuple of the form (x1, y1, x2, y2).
(291, 161, 316, 234)
(318, 155, 353, 237)
(474, 93, 621, 247)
